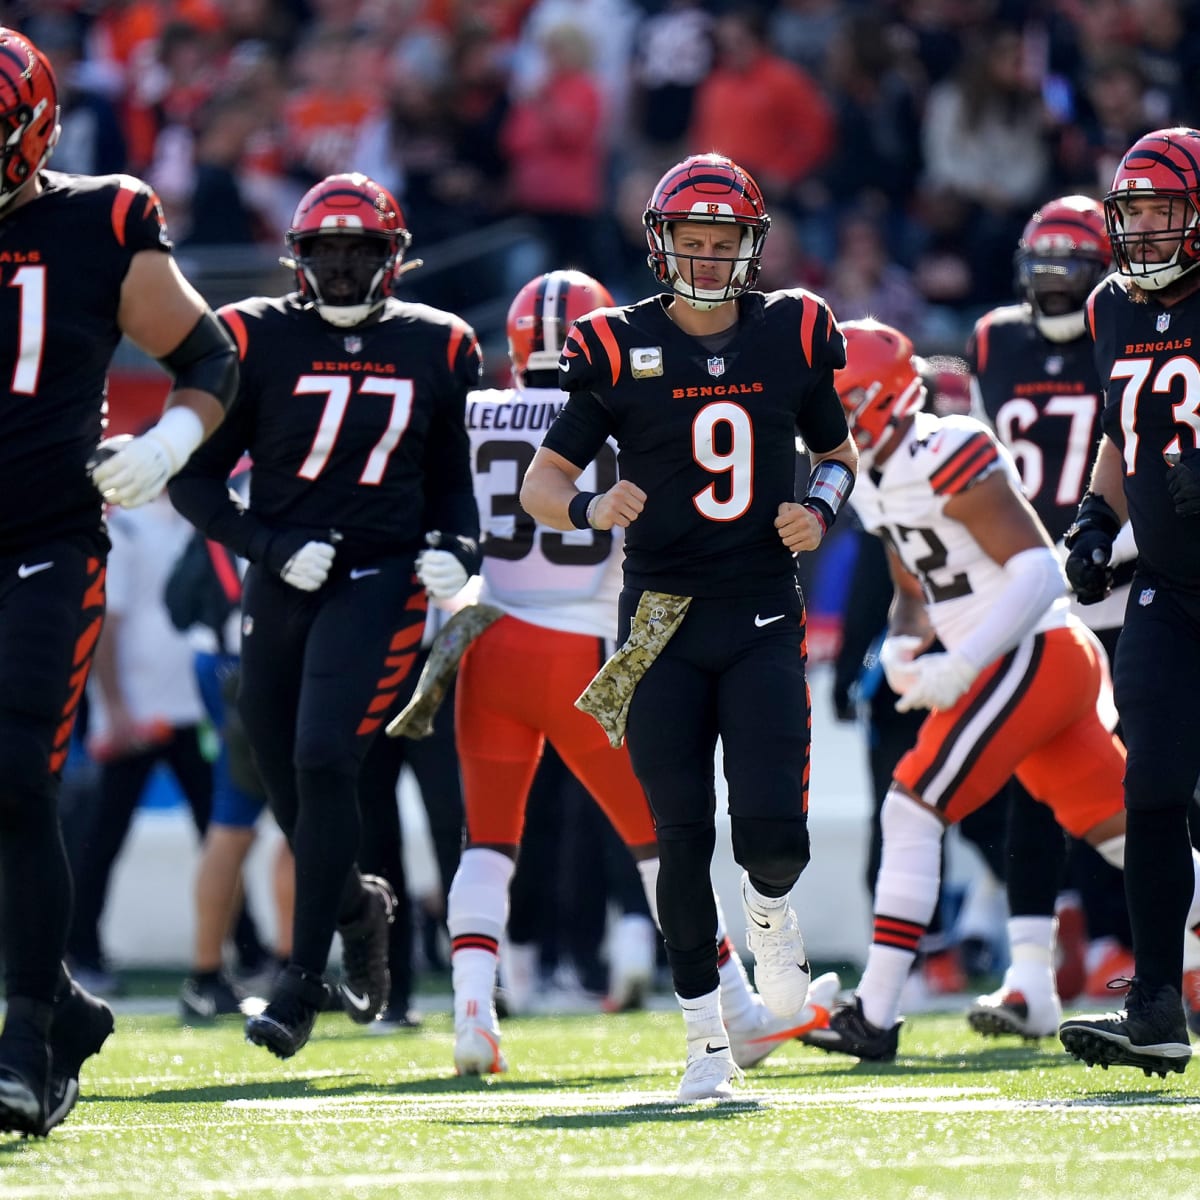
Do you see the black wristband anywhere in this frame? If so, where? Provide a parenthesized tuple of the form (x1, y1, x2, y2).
(568, 491, 599, 530)
(1065, 491, 1121, 547)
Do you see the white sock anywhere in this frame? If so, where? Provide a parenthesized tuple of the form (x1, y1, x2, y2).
(1004, 916, 1056, 996)
(636, 857, 661, 929)
(678, 987, 727, 1055)
(858, 945, 915, 1031)
(742, 873, 788, 927)
(448, 848, 516, 1025)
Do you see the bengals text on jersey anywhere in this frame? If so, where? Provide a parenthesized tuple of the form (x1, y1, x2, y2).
(547, 290, 848, 597)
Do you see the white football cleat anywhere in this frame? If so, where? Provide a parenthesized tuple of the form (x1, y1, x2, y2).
(967, 985, 1062, 1040)
(745, 903, 811, 1017)
(677, 1048, 741, 1102)
(727, 971, 841, 1068)
(454, 1022, 508, 1076)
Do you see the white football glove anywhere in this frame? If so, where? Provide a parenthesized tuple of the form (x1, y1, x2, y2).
(90, 408, 205, 508)
(280, 541, 336, 591)
(416, 548, 468, 599)
(877, 634, 927, 697)
(894, 651, 978, 713)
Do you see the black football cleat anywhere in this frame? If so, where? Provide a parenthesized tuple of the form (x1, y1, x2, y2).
(337, 875, 396, 1024)
(245, 965, 329, 1060)
(0, 1007, 51, 1137)
(800, 995, 901, 1062)
(1060, 979, 1192, 1078)
(43, 977, 115, 1135)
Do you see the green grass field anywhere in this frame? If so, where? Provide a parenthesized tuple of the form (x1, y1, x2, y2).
(2, 1002, 1198, 1200)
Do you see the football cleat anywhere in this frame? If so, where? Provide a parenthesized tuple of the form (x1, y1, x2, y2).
(743, 883, 811, 1018)
(802, 995, 902, 1062)
(44, 978, 114, 1136)
(244, 965, 329, 1060)
(968, 986, 1062, 1041)
(1060, 979, 1192, 1078)
(677, 1046, 741, 1102)
(454, 1021, 507, 1076)
(179, 973, 243, 1024)
(337, 874, 396, 1024)
(0, 1012, 50, 1137)
(727, 971, 841, 1069)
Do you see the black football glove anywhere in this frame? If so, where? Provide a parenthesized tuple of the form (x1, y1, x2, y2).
(1064, 491, 1120, 605)
(1166, 448, 1200, 516)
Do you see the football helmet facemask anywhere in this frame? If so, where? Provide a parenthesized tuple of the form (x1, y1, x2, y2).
(1015, 195, 1111, 341)
(0, 27, 60, 212)
(644, 154, 770, 311)
(507, 269, 614, 383)
(285, 173, 412, 327)
(1105, 127, 1200, 292)
(835, 319, 926, 467)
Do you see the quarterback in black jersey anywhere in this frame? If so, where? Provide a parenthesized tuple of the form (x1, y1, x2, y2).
(169, 172, 481, 1059)
(0, 29, 236, 1137)
(521, 154, 858, 1101)
(1059, 127, 1200, 1076)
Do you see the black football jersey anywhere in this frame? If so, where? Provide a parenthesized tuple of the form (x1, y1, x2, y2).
(1089, 275, 1200, 590)
(548, 291, 848, 596)
(171, 295, 481, 564)
(0, 170, 171, 552)
(968, 303, 1104, 542)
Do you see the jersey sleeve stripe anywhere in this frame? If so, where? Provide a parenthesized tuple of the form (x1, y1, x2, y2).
(973, 313, 993, 374)
(218, 307, 249, 360)
(110, 184, 138, 247)
(590, 314, 622, 386)
(799, 296, 817, 367)
(929, 437, 1000, 496)
(1086, 290, 1097, 341)
(563, 325, 591, 365)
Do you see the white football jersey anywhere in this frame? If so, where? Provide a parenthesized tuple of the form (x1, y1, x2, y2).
(467, 386, 622, 640)
(850, 411, 1069, 651)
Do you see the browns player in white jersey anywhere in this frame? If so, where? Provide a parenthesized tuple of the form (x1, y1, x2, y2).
(802, 319, 1200, 1066)
(447, 269, 837, 1078)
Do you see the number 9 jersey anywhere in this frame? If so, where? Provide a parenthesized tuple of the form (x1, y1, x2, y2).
(850, 411, 1071, 650)
(468, 386, 621, 639)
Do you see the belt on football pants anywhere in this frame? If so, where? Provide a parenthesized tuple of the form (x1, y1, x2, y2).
(385, 602, 505, 739)
(575, 590, 692, 748)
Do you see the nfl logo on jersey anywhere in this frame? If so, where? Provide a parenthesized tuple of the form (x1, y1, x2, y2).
(707, 356, 725, 378)
(344, 335, 363, 353)
(1157, 313, 1171, 333)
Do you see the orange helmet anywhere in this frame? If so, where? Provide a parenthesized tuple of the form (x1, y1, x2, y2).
(643, 153, 770, 310)
(285, 173, 412, 327)
(507, 270, 613, 383)
(835, 319, 926, 462)
(0, 28, 60, 211)
(1015, 195, 1111, 340)
(1105, 127, 1200, 291)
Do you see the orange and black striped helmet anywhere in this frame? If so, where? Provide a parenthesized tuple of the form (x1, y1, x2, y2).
(506, 270, 613, 383)
(643, 154, 770, 311)
(1015, 195, 1111, 341)
(1105, 127, 1200, 291)
(0, 28, 60, 211)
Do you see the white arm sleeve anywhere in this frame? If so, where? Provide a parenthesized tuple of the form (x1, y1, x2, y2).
(954, 545, 1065, 672)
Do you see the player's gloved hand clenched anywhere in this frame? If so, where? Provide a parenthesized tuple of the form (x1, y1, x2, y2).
(1166, 448, 1200, 516)
(89, 409, 205, 508)
(416, 549, 468, 599)
(1064, 491, 1120, 605)
(280, 542, 336, 591)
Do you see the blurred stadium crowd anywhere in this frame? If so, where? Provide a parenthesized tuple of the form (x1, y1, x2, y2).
(9, 0, 1200, 365)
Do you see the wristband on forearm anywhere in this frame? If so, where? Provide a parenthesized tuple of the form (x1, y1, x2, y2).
(568, 491, 600, 530)
(802, 460, 855, 534)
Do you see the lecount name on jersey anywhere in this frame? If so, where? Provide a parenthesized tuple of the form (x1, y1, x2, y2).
(466, 400, 565, 431)
(670, 382, 765, 399)
(310, 360, 398, 373)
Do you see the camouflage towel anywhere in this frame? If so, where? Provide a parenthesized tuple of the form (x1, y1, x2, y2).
(385, 603, 505, 739)
(575, 591, 692, 748)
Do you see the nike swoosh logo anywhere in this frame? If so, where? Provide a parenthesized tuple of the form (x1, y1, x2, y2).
(754, 614, 784, 627)
(339, 983, 373, 1013)
(17, 561, 53, 579)
(704, 1042, 729, 1055)
(181, 986, 216, 1018)
(349, 568, 380, 580)
(748, 913, 771, 929)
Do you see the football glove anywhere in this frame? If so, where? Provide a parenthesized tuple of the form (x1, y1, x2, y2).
(877, 634, 927, 697)
(894, 651, 978, 713)
(89, 408, 204, 508)
(416, 549, 469, 600)
(1064, 491, 1120, 605)
(280, 541, 336, 591)
(1166, 448, 1200, 516)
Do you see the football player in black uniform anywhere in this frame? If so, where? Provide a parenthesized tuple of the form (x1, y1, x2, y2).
(965, 195, 1133, 1037)
(169, 172, 481, 1060)
(1059, 127, 1200, 1076)
(0, 29, 237, 1136)
(520, 154, 858, 1100)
